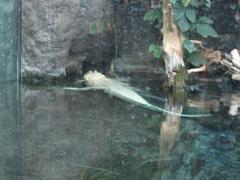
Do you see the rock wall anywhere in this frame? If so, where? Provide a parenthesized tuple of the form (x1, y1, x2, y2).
(22, 0, 114, 83)
(21, 0, 163, 83)
(111, 0, 164, 75)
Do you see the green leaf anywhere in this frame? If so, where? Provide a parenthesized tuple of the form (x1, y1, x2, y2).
(190, 0, 200, 7)
(89, 20, 104, 35)
(187, 52, 205, 67)
(183, 39, 197, 53)
(173, 6, 185, 21)
(186, 8, 196, 23)
(89, 23, 97, 35)
(148, 44, 162, 59)
(153, 47, 162, 59)
(204, 0, 211, 8)
(189, 23, 196, 31)
(197, 16, 214, 24)
(181, 0, 191, 7)
(170, 0, 177, 4)
(177, 16, 191, 32)
(144, 9, 162, 23)
(196, 23, 219, 38)
(148, 44, 157, 53)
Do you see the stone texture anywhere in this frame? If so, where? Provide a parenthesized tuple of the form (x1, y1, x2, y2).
(21, 0, 164, 82)
(111, 0, 164, 74)
(22, 0, 114, 82)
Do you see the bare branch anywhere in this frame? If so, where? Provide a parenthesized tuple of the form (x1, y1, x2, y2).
(187, 65, 206, 74)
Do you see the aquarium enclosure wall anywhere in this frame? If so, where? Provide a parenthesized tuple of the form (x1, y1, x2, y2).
(0, 0, 21, 179)
(0, 0, 20, 82)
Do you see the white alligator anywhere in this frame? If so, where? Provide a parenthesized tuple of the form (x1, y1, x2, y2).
(64, 71, 211, 118)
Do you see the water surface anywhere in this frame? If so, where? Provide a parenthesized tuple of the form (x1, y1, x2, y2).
(0, 78, 240, 180)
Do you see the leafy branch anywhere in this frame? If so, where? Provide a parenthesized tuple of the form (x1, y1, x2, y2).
(144, 0, 218, 67)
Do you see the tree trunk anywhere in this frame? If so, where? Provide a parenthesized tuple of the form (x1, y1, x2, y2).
(162, 0, 186, 89)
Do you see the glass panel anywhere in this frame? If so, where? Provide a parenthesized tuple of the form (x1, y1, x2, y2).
(0, 0, 21, 179)
(0, 0, 20, 82)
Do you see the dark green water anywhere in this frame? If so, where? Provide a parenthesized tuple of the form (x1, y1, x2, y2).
(0, 78, 239, 180)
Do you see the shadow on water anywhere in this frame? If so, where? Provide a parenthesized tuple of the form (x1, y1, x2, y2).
(0, 76, 240, 180)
